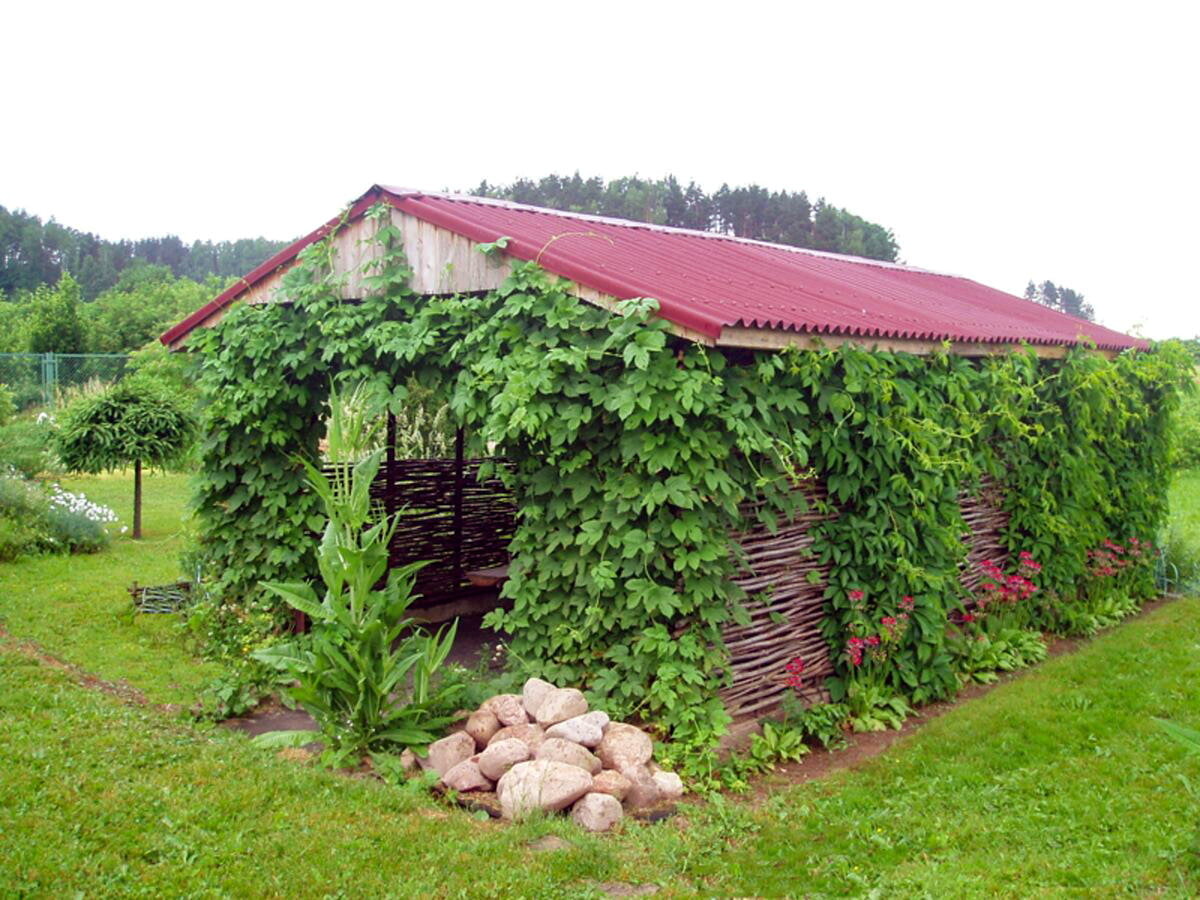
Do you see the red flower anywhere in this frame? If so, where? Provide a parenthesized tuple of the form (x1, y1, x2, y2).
(848, 589, 864, 602)
(785, 656, 806, 675)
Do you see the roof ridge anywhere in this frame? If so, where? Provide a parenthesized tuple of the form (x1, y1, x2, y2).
(374, 185, 965, 280)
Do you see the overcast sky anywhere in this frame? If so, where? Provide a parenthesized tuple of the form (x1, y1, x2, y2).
(3, 1, 1196, 339)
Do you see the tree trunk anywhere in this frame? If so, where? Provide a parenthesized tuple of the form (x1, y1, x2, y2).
(133, 459, 142, 540)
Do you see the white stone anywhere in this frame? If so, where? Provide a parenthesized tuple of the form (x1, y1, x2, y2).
(651, 770, 684, 800)
(485, 693, 531, 727)
(537, 737, 603, 775)
(477, 737, 532, 781)
(571, 792, 624, 833)
(426, 731, 475, 776)
(497, 759, 594, 820)
(545, 711, 609, 748)
(595, 723, 653, 772)
(522, 677, 557, 718)
(535, 688, 589, 727)
(441, 759, 492, 792)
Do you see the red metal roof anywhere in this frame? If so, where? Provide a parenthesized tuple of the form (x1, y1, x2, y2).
(162, 185, 1144, 351)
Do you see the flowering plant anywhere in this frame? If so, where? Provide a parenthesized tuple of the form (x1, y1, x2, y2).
(959, 552, 1042, 632)
(824, 589, 914, 731)
(948, 552, 1048, 682)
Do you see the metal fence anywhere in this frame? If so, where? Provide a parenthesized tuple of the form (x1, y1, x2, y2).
(0, 352, 130, 410)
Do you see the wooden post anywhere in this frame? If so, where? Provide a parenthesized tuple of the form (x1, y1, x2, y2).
(452, 426, 465, 585)
(133, 458, 143, 539)
(386, 411, 397, 567)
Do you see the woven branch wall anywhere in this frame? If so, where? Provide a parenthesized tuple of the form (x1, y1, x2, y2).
(959, 474, 1011, 592)
(372, 459, 515, 604)
(718, 481, 837, 719)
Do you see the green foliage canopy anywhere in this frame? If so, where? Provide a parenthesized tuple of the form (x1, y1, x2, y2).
(54, 380, 196, 474)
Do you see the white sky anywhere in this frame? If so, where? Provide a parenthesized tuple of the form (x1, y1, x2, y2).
(3, 1, 1197, 339)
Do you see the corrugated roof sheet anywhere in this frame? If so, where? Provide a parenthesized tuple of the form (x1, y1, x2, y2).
(162, 185, 1144, 351)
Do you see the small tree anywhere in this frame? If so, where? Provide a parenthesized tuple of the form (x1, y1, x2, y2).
(53, 380, 195, 538)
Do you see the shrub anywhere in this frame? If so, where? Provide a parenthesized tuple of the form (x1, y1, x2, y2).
(0, 473, 118, 559)
(0, 512, 40, 561)
(41, 484, 116, 553)
(0, 418, 54, 478)
(1174, 386, 1200, 469)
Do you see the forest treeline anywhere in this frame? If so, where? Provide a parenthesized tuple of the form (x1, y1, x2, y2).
(469, 174, 901, 261)
(0, 204, 288, 301)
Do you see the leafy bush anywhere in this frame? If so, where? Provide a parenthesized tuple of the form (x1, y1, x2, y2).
(0, 473, 118, 559)
(0, 418, 55, 478)
(777, 695, 851, 750)
(0, 509, 40, 561)
(949, 627, 1048, 685)
(251, 438, 461, 763)
(41, 484, 116, 553)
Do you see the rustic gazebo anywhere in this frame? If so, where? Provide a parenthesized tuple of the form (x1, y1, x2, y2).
(164, 185, 1146, 719)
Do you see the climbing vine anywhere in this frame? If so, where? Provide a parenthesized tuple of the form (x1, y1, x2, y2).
(188, 199, 1192, 747)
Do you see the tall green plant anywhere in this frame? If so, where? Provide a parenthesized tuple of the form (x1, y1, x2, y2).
(251, 430, 460, 762)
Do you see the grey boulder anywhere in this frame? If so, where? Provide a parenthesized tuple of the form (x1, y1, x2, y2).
(426, 731, 475, 776)
(441, 759, 492, 792)
(485, 693, 531, 727)
(536, 737, 602, 775)
(465, 709, 501, 749)
(488, 723, 546, 752)
(595, 723, 653, 772)
(521, 677, 557, 718)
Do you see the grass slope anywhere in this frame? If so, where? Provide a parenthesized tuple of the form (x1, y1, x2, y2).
(1, 600, 1197, 897)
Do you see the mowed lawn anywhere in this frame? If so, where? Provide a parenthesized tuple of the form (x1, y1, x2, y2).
(0, 471, 1198, 896)
(0, 471, 219, 704)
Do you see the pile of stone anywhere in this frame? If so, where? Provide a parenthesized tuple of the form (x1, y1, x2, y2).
(421, 678, 684, 831)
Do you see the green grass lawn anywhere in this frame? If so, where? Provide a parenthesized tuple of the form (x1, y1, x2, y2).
(1166, 467, 1200, 586)
(0, 471, 219, 704)
(1, 470, 1199, 896)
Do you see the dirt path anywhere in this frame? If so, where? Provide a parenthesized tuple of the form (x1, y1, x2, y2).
(0, 623, 161, 710)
